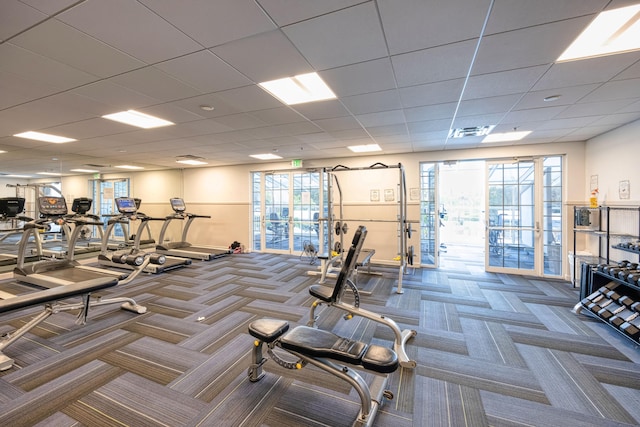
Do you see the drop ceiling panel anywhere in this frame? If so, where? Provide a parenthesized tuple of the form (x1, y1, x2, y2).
(514, 85, 601, 110)
(0, 43, 98, 91)
(484, 0, 607, 35)
(283, 2, 387, 70)
(315, 116, 361, 132)
(457, 94, 522, 116)
(404, 103, 459, 122)
(290, 100, 350, 120)
(463, 66, 549, 100)
(212, 30, 311, 83)
(471, 18, 592, 75)
(109, 67, 202, 103)
(154, 50, 253, 93)
(556, 99, 639, 119)
(257, 0, 363, 26)
(356, 110, 406, 127)
(341, 90, 403, 116)
(533, 53, 640, 91)
(578, 79, 640, 103)
(214, 85, 283, 112)
(0, 71, 60, 109)
(392, 40, 478, 88)
(57, 0, 202, 64)
(398, 80, 465, 108)
(0, 0, 47, 42)
(140, 0, 275, 48)
(501, 106, 568, 124)
(319, 58, 396, 97)
(378, 0, 491, 54)
(19, 0, 79, 15)
(249, 107, 307, 126)
(71, 81, 161, 110)
(11, 19, 145, 77)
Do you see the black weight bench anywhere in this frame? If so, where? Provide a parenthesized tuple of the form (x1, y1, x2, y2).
(0, 277, 118, 371)
(308, 226, 416, 368)
(248, 318, 398, 427)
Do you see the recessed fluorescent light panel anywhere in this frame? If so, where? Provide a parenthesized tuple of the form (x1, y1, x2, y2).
(482, 131, 532, 143)
(115, 165, 145, 170)
(557, 4, 640, 62)
(347, 144, 382, 153)
(176, 159, 208, 166)
(5, 174, 31, 178)
(14, 131, 76, 143)
(102, 110, 174, 129)
(37, 172, 62, 176)
(70, 169, 99, 173)
(259, 72, 336, 105)
(250, 153, 283, 160)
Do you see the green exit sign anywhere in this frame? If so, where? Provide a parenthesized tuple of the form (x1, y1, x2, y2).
(291, 159, 303, 168)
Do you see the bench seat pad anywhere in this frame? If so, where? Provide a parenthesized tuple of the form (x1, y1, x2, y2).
(248, 318, 289, 343)
(280, 326, 399, 373)
(308, 284, 333, 302)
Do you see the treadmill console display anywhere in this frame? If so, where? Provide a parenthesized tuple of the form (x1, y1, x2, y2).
(115, 197, 137, 214)
(38, 197, 68, 216)
(170, 198, 186, 213)
(0, 197, 26, 218)
(71, 197, 92, 215)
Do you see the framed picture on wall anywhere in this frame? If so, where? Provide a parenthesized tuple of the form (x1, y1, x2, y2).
(384, 188, 395, 202)
(370, 189, 380, 202)
(619, 180, 630, 199)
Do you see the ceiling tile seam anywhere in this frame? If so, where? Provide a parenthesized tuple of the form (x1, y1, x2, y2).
(371, 0, 412, 151)
(0, 0, 86, 44)
(444, 0, 496, 149)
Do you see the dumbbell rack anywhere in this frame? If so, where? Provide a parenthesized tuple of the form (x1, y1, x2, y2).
(574, 260, 640, 345)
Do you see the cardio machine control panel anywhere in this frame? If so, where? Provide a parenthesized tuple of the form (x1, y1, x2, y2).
(115, 197, 138, 214)
(170, 197, 186, 213)
(37, 196, 68, 217)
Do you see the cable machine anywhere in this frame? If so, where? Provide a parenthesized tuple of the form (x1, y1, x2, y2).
(315, 162, 415, 294)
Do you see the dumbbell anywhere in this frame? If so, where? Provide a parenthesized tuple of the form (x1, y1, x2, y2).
(617, 264, 639, 281)
(598, 300, 626, 321)
(619, 316, 640, 340)
(625, 270, 640, 285)
(610, 309, 638, 328)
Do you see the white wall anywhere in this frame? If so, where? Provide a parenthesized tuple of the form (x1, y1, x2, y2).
(585, 119, 640, 206)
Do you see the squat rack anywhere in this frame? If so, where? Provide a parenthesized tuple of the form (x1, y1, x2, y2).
(319, 162, 414, 294)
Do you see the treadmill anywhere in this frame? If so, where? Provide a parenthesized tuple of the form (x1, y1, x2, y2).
(97, 197, 191, 274)
(0, 197, 38, 266)
(40, 197, 102, 258)
(155, 198, 231, 261)
(13, 196, 130, 288)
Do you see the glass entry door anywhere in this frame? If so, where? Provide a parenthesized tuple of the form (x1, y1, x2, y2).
(252, 171, 321, 255)
(91, 178, 130, 238)
(419, 162, 439, 267)
(486, 160, 537, 274)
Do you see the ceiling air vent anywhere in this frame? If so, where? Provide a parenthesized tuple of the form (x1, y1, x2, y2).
(448, 125, 495, 138)
(84, 163, 109, 168)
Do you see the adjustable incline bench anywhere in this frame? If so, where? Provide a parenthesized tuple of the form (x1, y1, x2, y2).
(248, 226, 416, 426)
(248, 318, 398, 427)
(308, 226, 416, 368)
(0, 276, 118, 371)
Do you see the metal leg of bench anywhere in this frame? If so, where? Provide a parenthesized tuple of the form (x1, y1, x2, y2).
(0, 306, 57, 371)
(289, 352, 375, 426)
(334, 302, 417, 369)
(248, 340, 267, 382)
(89, 297, 147, 314)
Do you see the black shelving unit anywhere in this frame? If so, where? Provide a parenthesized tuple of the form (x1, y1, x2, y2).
(572, 206, 640, 287)
(573, 205, 640, 345)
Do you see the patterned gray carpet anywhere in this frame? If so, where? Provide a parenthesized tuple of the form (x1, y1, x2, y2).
(0, 252, 638, 426)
